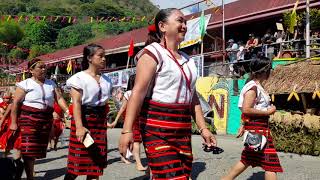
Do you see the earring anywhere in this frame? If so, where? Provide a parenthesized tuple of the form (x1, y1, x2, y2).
(164, 32, 167, 49)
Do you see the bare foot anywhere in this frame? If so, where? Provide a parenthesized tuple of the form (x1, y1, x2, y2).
(121, 157, 132, 164)
(136, 165, 148, 171)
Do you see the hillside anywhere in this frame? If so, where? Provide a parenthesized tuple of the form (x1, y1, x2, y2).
(0, 0, 158, 16)
(0, 0, 158, 64)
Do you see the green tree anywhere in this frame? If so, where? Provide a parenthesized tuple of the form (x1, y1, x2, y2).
(22, 20, 53, 46)
(8, 48, 28, 60)
(92, 21, 148, 36)
(0, 21, 24, 44)
(284, 8, 320, 30)
(79, 1, 125, 18)
(302, 8, 320, 29)
(56, 23, 94, 49)
(28, 44, 54, 59)
(0, 2, 26, 14)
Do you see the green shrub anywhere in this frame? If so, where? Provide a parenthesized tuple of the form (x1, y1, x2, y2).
(270, 112, 320, 156)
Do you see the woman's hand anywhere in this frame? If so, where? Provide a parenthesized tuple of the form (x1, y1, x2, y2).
(201, 128, 217, 147)
(9, 121, 18, 131)
(119, 132, 133, 156)
(107, 122, 116, 129)
(267, 105, 276, 115)
(236, 125, 245, 138)
(76, 126, 89, 142)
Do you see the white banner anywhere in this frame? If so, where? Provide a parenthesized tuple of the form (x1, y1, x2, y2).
(180, 14, 211, 49)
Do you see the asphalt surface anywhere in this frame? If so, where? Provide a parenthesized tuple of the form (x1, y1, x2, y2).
(6, 128, 319, 180)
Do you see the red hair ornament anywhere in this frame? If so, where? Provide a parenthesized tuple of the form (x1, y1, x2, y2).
(148, 24, 157, 33)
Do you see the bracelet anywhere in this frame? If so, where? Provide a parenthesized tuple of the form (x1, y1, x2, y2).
(198, 127, 208, 134)
(121, 131, 133, 134)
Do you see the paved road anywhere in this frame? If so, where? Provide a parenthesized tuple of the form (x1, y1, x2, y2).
(16, 129, 320, 180)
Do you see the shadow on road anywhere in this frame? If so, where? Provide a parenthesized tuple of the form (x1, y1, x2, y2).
(130, 176, 150, 180)
(247, 171, 265, 180)
(108, 148, 118, 153)
(107, 157, 121, 165)
(191, 162, 206, 179)
(35, 155, 67, 165)
(34, 167, 67, 180)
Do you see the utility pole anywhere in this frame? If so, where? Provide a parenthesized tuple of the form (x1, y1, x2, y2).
(306, 0, 310, 58)
(222, 0, 225, 63)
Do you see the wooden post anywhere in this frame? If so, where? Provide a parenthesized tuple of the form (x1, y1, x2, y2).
(300, 93, 308, 113)
(233, 79, 239, 96)
(126, 56, 130, 69)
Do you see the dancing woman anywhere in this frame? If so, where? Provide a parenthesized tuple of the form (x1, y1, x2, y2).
(119, 8, 217, 180)
(64, 44, 112, 180)
(110, 75, 147, 170)
(10, 58, 70, 180)
(222, 57, 283, 180)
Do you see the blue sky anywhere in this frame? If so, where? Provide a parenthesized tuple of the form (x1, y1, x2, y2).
(150, 0, 237, 14)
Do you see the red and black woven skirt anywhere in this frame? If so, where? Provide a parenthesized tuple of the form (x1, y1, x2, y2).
(241, 116, 283, 172)
(52, 118, 64, 138)
(19, 105, 54, 159)
(139, 100, 193, 180)
(67, 105, 108, 176)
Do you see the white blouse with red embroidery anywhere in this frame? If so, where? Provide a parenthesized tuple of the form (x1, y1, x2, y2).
(135, 42, 198, 104)
(66, 71, 112, 106)
(238, 80, 271, 111)
(16, 78, 57, 109)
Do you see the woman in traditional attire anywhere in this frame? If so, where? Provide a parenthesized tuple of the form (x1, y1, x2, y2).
(10, 58, 70, 180)
(222, 57, 283, 180)
(64, 44, 112, 180)
(119, 8, 217, 180)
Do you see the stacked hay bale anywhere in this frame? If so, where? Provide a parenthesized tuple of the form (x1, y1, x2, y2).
(270, 112, 320, 156)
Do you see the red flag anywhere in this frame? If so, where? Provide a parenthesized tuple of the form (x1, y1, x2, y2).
(128, 38, 134, 57)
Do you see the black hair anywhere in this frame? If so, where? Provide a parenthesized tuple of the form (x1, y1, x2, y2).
(82, 43, 104, 70)
(26, 58, 42, 78)
(249, 57, 272, 76)
(145, 8, 178, 46)
(28, 58, 42, 70)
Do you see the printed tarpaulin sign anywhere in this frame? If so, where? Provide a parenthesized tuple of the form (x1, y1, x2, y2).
(104, 68, 135, 87)
(191, 55, 204, 77)
(180, 14, 211, 49)
(105, 55, 204, 88)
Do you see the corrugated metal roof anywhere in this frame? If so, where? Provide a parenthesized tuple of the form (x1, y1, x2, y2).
(205, 0, 320, 28)
(37, 28, 148, 64)
(37, 0, 320, 64)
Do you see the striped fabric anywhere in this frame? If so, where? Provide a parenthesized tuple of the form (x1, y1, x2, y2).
(241, 115, 283, 172)
(0, 117, 21, 151)
(19, 105, 54, 159)
(133, 120, 142, 142)
(140, 100, 193, 180)
(52, 118, 64, 138)
(67, 105, 107, 176)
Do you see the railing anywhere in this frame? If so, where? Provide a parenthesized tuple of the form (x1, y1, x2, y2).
(0, 78, 16, 87)
(198, 38, 320, 77)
